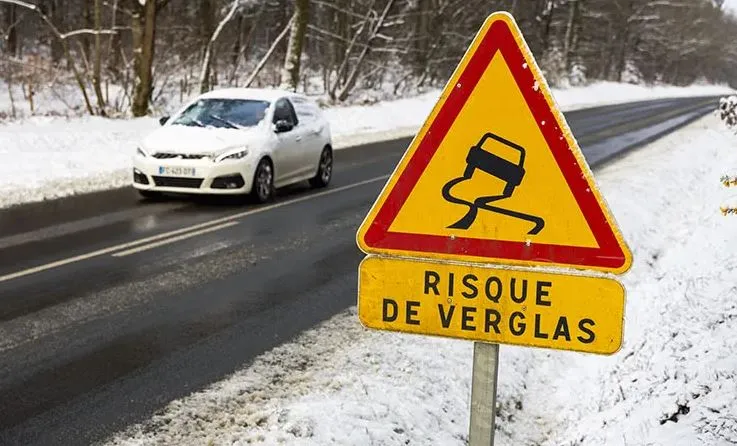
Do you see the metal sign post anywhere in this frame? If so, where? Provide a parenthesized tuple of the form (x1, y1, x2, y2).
(469, 342, 500, 446)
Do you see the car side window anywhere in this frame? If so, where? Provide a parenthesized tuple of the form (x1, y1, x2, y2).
(292, 98, 316, 125)
(273, 98, 298, 126)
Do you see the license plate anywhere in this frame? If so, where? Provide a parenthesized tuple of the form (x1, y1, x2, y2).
(158, 166, 196, 176)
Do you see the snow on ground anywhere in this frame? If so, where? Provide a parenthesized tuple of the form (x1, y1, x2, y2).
(102, 112, 737, 445)
(0, 82, 734, 209)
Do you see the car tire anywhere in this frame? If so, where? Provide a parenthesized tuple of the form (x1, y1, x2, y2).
(309, 146, 332, 189)
(251, 158, 275, 203)
(138, 190, 163, 200)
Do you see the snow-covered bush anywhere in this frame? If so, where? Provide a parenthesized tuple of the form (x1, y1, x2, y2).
(539, 46, 568, 88)
(718, 95, 737, 130)
(621, 60, 643, 84)
(568, 62, 587, 86)
(718, 95, 737, 215)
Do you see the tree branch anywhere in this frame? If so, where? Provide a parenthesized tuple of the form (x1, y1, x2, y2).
(244, 14, 293, 87)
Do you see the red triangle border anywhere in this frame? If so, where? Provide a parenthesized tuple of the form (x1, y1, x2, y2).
(362, 18, 627, 270)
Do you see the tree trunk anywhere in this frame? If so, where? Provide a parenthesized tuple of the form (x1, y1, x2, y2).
(280, 0, 309, 91)
(49, 0, 64, 64)
(82, 0, 93, 66)
(131, 0, 157, 117)
(540, 0, 556, 53)
(229, 13, 245, 85)
(229, 0, 267, 85)
(614, 26, 629, 82)
(107, 0, 122, 81)
(596, 20, 614, 79)
(412, 0, 430, 76)
(5, 69, 16, 118)
(562, 0, 580, 72)
(4, 3, 18, 56)
(331, 3, 347, 85)
(199, 0, 215, 55)
(197, 0, 216, 90)
(92, 0, 107, 116)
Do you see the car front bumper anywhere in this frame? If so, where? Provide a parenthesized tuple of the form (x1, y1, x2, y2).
(132, 155, 257, 195)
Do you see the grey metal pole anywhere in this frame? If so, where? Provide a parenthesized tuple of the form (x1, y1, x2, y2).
(468, 342, 500, 446)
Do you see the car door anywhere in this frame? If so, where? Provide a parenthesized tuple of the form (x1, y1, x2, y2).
(290, 97, 323, 170)
(271, 98, 302, 184)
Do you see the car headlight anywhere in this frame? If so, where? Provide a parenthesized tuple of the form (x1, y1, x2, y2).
(215, 148, 249, 162)
(136, 147, 148, 157)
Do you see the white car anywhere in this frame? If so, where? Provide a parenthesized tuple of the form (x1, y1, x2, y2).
(132, 88, 333, 203)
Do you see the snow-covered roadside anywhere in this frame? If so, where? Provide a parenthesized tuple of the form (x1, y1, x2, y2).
(102, 112, 737, 445)
(1, 82, 734, 210)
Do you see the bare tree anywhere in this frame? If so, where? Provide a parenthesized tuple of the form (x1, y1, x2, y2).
(128, 0, 170, 117)
(199, 0, 243, 93)
(280, 0, 309, 91)
(0, 0, 117, 115)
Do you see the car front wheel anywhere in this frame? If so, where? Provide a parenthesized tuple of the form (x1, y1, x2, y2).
(251, 158, 274, 203)
(310, 147, 332, 188)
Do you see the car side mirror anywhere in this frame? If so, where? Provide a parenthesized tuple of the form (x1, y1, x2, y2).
(273, 119, 293, 133)
(159, 116, 170, 126)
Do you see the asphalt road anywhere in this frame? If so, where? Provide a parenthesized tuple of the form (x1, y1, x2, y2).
(0, 95, 719, 445)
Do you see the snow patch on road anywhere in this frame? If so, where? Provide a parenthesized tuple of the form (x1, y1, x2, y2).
(1, 82, 734, 209)
(104, 112, 737, 445)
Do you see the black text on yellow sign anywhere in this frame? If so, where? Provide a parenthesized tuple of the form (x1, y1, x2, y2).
(358, 256, 625, 355)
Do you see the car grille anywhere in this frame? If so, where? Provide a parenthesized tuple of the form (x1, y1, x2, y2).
(152, 152, 209, 160)
(152, 176, 204, 188)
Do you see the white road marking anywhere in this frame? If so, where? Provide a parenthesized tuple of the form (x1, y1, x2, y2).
(112, 221, 239, 257)
(0, 175, 389, 284)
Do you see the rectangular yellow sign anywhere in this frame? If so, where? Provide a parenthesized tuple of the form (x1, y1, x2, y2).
(358, 256, 625, 355)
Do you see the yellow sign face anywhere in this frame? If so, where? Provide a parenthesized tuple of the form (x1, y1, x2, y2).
(356, 12, 632, 274)
(358, 256, 625, 355)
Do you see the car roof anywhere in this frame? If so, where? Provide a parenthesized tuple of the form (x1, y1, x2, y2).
(197, 87, 305, 103)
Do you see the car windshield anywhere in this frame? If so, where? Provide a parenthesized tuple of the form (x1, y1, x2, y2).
(171, 98, 270, 129)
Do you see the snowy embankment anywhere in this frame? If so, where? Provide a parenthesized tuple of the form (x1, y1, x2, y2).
(103, 111, 737, 446)
(0, 82, 734, 209)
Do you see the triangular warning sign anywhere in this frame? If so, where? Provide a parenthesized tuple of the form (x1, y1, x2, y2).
(356, 12, 632, 274)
